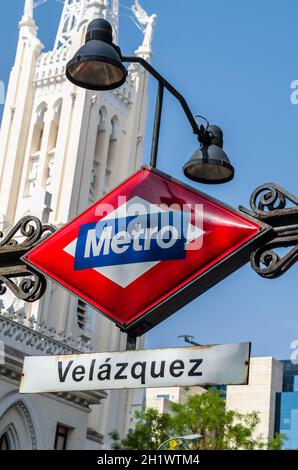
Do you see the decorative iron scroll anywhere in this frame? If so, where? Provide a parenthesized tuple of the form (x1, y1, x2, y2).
(0, 186, 296, 301)
(239, 183, 298, 279)
(0, 216, 55, 301)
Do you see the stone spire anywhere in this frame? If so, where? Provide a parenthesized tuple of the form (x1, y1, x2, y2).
(85, 0, 106, 22)
(19, 0, 36, 32)
(24, 0, 33, 18)
(54, 0, 87, 49)
(54, 0, 112, 50)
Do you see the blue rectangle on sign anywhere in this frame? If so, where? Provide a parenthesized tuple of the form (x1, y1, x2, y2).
(74, 212, 189, 271)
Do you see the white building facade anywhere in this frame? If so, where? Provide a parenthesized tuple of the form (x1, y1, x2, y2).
(0, 0, 156, 449)
(146, 386, 206, 415)
(226, 357, 283, 442)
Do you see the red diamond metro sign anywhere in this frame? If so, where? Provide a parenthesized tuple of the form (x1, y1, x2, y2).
(23, 167, 271, 336)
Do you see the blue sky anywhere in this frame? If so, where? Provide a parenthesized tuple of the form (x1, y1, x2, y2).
(1, 0, 298, 359)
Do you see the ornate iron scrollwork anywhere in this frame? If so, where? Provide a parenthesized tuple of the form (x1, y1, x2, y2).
(0, 216, 55, 301)
(239, 183, 298, 279)
(0, 186, 296, 301)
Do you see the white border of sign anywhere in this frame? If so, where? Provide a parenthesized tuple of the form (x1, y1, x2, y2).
(20, 343, 250, 393)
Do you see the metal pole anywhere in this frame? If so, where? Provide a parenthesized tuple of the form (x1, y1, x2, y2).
(273, 224, 298, 233)
(181, 438, 190, 450)
(185, 337, 201, 346)
(122, 56, 210, 146)
(150, 82, 164, 168)
(126, 334, 137, 351)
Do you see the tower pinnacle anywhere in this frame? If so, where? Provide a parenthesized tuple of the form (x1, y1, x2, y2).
(19, 0, 36, 31)
(54, 1, 121, 50)
(24, 0, 33, 18)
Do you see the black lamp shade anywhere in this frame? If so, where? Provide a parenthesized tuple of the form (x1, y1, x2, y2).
(183, 125, 234, 184)
(66, 19, 127, 91)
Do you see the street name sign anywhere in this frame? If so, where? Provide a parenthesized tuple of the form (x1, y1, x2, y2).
(23, 167, 271, 335)
(20, 342, 250, 393)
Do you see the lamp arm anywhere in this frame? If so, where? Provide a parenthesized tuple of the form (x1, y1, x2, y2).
(122, 56, 210, 145)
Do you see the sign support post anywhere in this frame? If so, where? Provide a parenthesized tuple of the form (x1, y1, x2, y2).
(126, 335, 137, 351)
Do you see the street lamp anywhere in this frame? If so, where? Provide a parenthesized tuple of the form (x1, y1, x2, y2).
(1, 17, 297, 317)
(183, 125, 234, 184)
(66, 18, 127, 91)
(66, 18, 234, 184)
(64, 19, 298, 291)
(157, 433, 202, 450)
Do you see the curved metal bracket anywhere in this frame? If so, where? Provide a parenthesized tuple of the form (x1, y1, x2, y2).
(239, 183, 298, 279)
(0, 216, 56, 301)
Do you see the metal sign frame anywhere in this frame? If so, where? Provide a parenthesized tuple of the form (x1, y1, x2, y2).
(121, 168, 273, 335)
(22, 167, 273, 336)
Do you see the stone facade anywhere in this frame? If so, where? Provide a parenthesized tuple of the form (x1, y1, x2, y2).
(146, 386, 205, 414)
(226, 357, 283, 441)
(0, 0, 155, 449)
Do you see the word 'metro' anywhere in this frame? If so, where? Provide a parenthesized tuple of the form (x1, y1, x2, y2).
(74, 212, 190, 270)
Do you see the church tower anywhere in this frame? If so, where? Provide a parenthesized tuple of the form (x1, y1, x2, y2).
(0, 0, 156, 446)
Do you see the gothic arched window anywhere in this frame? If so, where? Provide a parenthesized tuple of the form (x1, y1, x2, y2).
(44, 99, 62, 189)
(26, 103, 47, 196)
(104, 115, 119, 195)
(0, 423, 19, 450)
(0, 432, 10, 450)
(88, 107, 107, 204)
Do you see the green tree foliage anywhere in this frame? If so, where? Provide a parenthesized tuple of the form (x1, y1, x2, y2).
(110, 389, 285, 450)
(109, 408, 172, 450)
